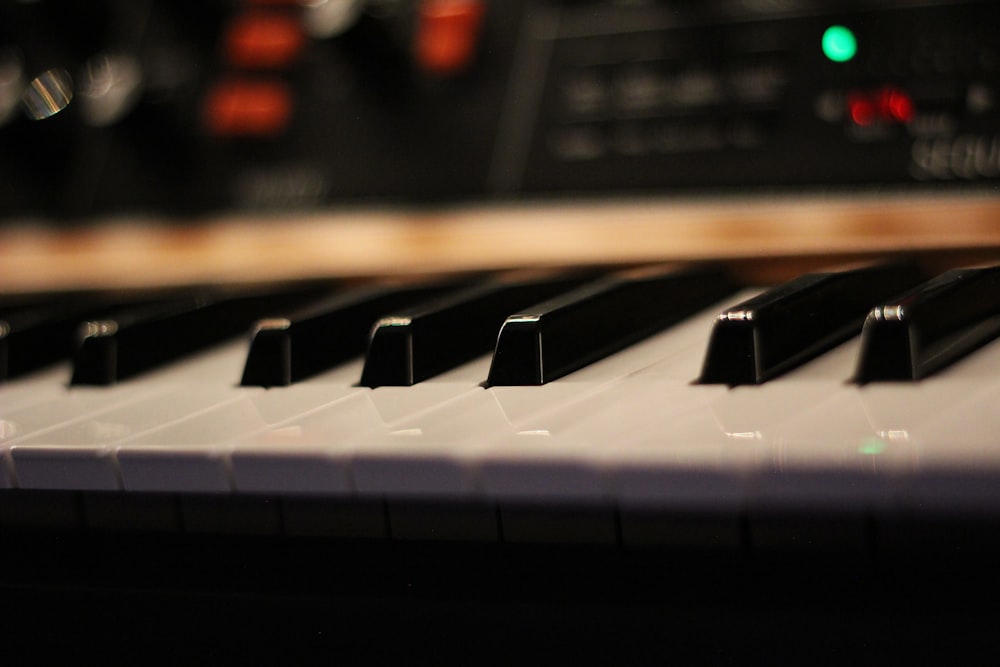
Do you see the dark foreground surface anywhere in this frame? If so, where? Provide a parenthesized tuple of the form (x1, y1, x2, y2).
(1, 519, 998, 664)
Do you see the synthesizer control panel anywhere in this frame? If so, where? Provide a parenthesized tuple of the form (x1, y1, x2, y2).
(0, 0, 998, 220)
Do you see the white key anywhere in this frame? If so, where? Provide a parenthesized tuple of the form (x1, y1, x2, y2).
(0, 340, 263, 489)
(115, 381, 362, 492)
(480, 381, 725, 504)
(350, 390, 515, 497)
(605, 343, 868, 511)
(10, 387, 245, 490)
(0, 384, 172, 488)
(345, 292, 761, 501)
(0, 365, 72, 411)
(230, 358, 494, 495)
(881, 338, 1000, 512)
(130, 354, 494, 494)
(740, 337, 1000, 512)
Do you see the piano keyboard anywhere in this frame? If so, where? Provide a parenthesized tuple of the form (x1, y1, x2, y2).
(4, 260, 1000, 548)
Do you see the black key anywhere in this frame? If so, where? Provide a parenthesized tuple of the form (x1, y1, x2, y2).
(359, 271, 596, 387)
(855, 266, 1000, 382)
(1, 292, 174, 381)
(699, 262, 925, 385)
(1, 301, 85, 381)
(241, 279, 469, 387)
(71, 286, 333, 385)
(486, 265, 736, 386)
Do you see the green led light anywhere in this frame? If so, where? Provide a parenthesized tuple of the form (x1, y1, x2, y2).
(822, 25, 857, 63)
(858, 437, 887, 456)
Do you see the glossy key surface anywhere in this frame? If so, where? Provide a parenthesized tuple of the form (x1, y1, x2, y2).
(855, 265, 1000, 382)
(486, 264, 735, 385)
(359, 270, 596, 387)
(699, 262, 923, 385)
(1, 292, 169, 380)
(241, 278, 467, 387)
(71, 286, 334, 385)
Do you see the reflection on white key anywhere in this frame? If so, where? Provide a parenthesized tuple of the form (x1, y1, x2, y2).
(350, 390, 513, 497)
(903, 414, 1000, 511)
(231, 356, 493, 494)
(480, 381, 724, 504)
(0, 365, 72, 412)
(602, 398, 758, 511)
(350, 301, 745, 501)
(231, 392, 385, 494)
(748, 388, 900, 510)
(10, 387, 245, 490)
(0, 384, 173, 488)
(116, 383, 359, 492)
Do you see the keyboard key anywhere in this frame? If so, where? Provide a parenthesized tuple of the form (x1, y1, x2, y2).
(2, 302, 72, 381)
(486, 264, 736, 385)
(1, 293, 154, 380)
(359, 270, 595, 387)
(241, 278, 467, 387)
(699, 262, 924, 385)
(855, 265, 1000, 382)
(115, 382, 356, 492)
(71, 286, 333, 385)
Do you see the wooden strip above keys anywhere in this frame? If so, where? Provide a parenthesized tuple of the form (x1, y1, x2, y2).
(3, 194, 1000, 294)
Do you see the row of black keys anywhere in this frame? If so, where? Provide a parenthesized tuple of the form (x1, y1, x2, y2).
(2, 262, 999, 387)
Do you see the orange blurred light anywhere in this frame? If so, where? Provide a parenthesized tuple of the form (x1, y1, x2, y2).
(203, 79, 293, 137)
(225, 11, 305, 69)
(416, 0, 486, 76)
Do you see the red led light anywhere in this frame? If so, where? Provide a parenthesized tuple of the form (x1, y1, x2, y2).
(886, 88, 915, 123)
(848, 92, 876, 126)
(847, 87, 915, 126)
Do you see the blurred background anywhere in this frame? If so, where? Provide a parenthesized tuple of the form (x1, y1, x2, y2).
(2, 0, 1000, 290)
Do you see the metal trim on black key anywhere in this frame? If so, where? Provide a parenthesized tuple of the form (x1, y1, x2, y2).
(486, 265, 736, 386)
(699, 262, 924, 385)
(240, 279, 469, 387)
(855, 266, 1000, 382)
(359, 270, 597, 387)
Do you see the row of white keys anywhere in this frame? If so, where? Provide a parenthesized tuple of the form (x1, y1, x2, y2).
(329, 293, 750, 499)
(752, 333, 1000, 513)
(112, 352, 502, 493)
(466, 294, 757, 503)
(0, 288, 747, 493)
(15, 283, 1000, 512)
(1, 370, 181, 489)
(870, 339, 1000, 513)
(1, 336, 253, 435)
(469, 328, 1000, 515)
(2, 340, 253, 488)
(231, 356, 495, 494)
(612, 335, 1000, 515)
